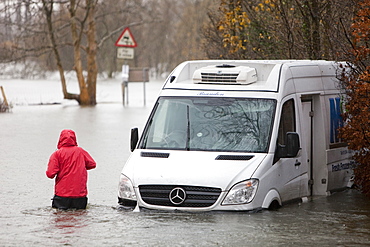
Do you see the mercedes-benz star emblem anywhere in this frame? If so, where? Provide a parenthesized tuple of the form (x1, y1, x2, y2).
(169, 187, 186, 205)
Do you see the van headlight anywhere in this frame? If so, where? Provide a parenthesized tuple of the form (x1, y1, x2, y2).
(222, 179, 259, 205)
(118, 174, 137, 200)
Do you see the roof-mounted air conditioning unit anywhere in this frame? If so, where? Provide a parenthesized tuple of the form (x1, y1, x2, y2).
(193, 64, 257, 85)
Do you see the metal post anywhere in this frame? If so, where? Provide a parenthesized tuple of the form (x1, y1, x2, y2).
(143, 81, 146, 106)
(122, 63, 129, 105)
(142, 68, 148, 106)
(121, 82, 127, 105)
(125, 81, 129, 105)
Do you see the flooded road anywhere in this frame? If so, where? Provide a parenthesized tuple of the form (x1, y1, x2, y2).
(1, 79, 370, 246)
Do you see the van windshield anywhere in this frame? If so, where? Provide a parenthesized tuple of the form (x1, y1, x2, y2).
(139, 97, 276, 152)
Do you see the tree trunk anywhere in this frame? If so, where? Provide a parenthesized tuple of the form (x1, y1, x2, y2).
(43, 0, 80, 102)
(69, 0, 88, 105)
(299, 0, 321, 59)
(311, 0, 321, 59)
(67, 0, 98, 105)
(86, 0, 98, 105)
(301, 0, 313, 59)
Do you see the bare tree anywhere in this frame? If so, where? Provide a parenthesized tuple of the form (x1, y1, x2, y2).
(131, 0, 216, 78)
(38, 0, 98, 105)
(0, 0, 148, 105)
(95, 0, 145, 77)
(0, 0, 218, 97)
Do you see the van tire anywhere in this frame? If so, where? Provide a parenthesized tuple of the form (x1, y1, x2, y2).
(262, 189, 281, 209)
(268, 200, 281, 210)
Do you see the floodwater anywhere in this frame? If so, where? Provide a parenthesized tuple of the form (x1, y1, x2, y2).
(1, 78, 370, 246)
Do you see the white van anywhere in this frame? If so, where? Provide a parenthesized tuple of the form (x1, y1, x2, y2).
(118, 60, 354, 211)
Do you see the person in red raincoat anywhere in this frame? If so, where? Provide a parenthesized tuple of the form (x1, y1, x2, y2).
(46, 129, 96, 210)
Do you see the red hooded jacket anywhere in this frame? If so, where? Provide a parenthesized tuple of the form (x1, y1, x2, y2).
(46, 129, 96, 198)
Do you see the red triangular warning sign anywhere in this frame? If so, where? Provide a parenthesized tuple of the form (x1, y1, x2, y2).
(115, 27, 137, 47)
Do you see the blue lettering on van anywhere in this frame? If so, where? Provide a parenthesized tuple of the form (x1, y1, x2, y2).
(329, 97, 343, 143)
(197, 92, 224, 96)
(331, 161, 356, 172)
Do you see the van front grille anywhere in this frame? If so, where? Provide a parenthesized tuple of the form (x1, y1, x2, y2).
(139, 185, 221, 207)
(201, 73, 238, 83)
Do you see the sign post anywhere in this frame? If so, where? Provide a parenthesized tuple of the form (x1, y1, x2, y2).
(121, 64, 129, 104)
(115, 27, 137, 105)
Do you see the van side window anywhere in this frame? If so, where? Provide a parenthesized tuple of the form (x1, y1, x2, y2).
(277, 99, 296, 145)
(329, 97, 346, 148)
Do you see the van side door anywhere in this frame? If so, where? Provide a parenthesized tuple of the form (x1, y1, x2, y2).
(274, 98, 304, 202)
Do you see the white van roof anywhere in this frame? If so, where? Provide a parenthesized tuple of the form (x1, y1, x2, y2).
(163, 60, 340, 93)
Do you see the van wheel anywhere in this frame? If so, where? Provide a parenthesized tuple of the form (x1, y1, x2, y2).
(268, 200, 281, 210)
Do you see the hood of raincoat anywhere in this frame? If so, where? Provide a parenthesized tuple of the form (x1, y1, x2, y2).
(57, 129, 78, 149)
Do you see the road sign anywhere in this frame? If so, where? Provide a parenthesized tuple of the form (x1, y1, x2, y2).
(117, 47, 134, 59)
(115, 27, 137, 47)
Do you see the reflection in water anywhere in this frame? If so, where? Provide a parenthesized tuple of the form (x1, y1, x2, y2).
(52, 210, 88, 232)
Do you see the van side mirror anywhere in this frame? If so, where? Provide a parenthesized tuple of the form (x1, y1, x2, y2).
(275, 132, 300, 162)
(130, 128, 139, 152)
(285, 132, 300, 157)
